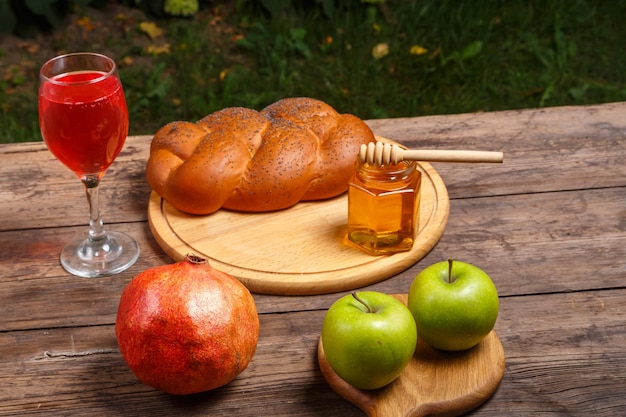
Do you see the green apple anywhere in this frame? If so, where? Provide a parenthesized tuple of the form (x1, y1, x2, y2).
(407, 259, 499, 351)
(321, 291, 417, 390)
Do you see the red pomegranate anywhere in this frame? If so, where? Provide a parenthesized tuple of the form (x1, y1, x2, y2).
(115, 255, 259, 395)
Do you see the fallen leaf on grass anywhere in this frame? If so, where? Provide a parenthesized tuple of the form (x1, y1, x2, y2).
(76, 16, 95, 32)
(18, 41, 39, 54)
(372, 43, 389, 59)
(410, 45, 428, 56)
(145, 44, 171, 55)
(139, 22, 164, 40)
(121, 56, 134, 66)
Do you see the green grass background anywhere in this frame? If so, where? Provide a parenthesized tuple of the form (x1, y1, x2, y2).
(1, 0, 625, 143)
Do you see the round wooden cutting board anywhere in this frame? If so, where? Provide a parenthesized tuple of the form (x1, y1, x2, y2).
(148, 158, 449, 295)
(318, 294, 506, 417)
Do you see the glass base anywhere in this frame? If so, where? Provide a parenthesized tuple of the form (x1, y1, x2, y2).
(60, 231, 140, 278)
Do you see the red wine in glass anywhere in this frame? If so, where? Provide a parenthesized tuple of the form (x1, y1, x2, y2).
(39, 53, 140, 277)
(40, 71, 128, 177)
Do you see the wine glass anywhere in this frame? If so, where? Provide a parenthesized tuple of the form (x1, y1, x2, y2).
(39, 52, 140, 277)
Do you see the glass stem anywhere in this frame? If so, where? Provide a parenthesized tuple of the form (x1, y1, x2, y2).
(82, 175, 106, 241)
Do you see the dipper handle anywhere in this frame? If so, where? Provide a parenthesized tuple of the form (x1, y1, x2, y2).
(358, 142, 504, 165)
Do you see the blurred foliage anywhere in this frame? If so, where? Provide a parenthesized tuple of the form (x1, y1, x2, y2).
(0, 0, 204, 34)
(1, 0, 625, 143)
(251, 0, 376, 18)
(0, 0, 103, 36)
(164, 0, 199, 16)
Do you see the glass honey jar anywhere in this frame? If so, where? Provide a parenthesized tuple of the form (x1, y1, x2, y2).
(347, 158, 421, 255)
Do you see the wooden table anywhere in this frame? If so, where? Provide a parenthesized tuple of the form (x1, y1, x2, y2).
(1, 103, 625, 416)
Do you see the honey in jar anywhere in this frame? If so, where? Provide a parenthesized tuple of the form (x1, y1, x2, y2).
(347, 158, 421, 255)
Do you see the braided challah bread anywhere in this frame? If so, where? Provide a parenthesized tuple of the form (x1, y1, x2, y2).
(146, 97, 375, 215)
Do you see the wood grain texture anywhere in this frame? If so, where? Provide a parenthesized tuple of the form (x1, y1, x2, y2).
(3, 102, 625, 233)
(3, 186, 624, 332)
(0, 139, 153, 231)
(366, 102, 626, 198)
(317, 295, 505, 417)
(2, 103, 626, 416)
(1, 289, 625, 416)
(147, 157, 449, 295)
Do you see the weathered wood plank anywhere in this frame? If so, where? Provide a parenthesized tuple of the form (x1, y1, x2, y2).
(0, 138, 153, 231)
(473, 289, 626, 416)
(2, 186, 625, 332)
(1, 289, 625, 416)
(2, 103, 626, 232)
(367, 102, 626, 198)
(2, 103, 624, 416)
(0, 310, 359, 417)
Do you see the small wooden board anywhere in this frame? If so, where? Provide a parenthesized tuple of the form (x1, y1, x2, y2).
(318, 294, 505, 417)
(148, 152, 449, 295)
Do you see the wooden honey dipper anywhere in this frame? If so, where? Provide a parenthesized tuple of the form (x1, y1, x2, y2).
(358, 141, 504, 165)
